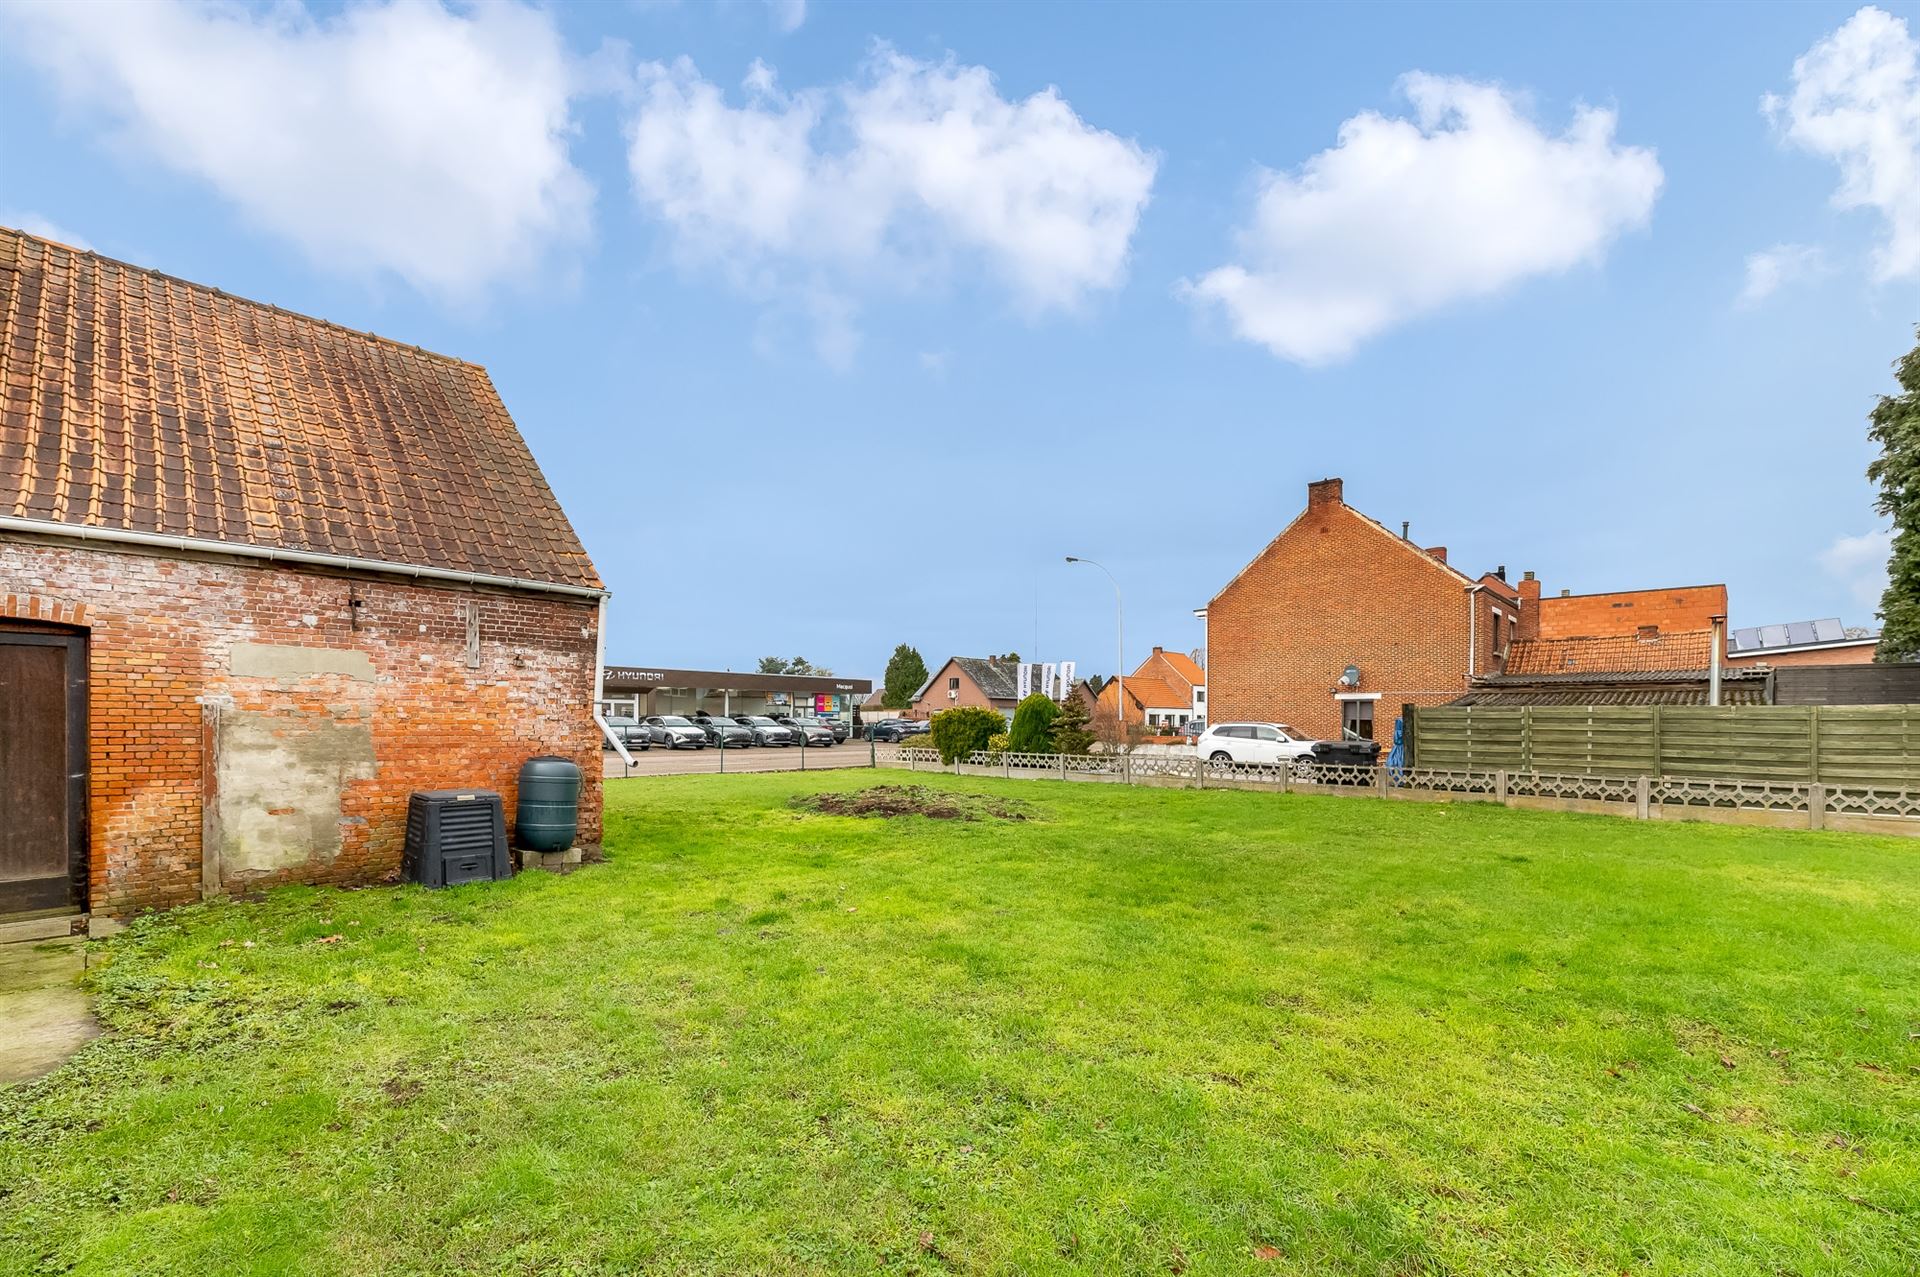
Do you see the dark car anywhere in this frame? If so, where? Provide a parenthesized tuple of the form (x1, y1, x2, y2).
(733, 714, 797, 746)
(774, 715, 837, 747)
(644, 714, 708, 749)
(867, 719, 927, 743)
(601, 715, 651, 751)
(690, 714, 755, 748)
(1295, 737, 1383, 784)
(781, 714, 850, 743)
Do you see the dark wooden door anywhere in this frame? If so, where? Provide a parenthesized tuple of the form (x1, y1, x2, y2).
(0, 629, 88, 913)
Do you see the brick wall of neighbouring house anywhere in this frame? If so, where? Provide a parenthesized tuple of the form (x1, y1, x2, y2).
(1536, 585, 1727, 639)
(2, 536, 602, 916)
(1206, 480, 1503, 740)
(1727, 642, 1879, 668)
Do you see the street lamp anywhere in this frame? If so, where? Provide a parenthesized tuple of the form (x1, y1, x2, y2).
(1065, 556, 1123, 734)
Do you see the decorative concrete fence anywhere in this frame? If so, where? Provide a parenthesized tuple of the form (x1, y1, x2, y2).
(893, 748, 1920, 837)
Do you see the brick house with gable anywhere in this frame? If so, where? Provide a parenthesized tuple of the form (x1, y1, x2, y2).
(1200, 477, 1742, 740)
(1, 227, 606, 922)
(1200, 478, 1522, 741)
(906, 655, 1022, 719)
(1095, 646, 1207, 728)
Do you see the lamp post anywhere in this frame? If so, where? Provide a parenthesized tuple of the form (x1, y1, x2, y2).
(1066, 556, 1123, 736)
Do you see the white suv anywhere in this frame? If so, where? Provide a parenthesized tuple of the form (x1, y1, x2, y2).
(1197, 721, 1318, 768)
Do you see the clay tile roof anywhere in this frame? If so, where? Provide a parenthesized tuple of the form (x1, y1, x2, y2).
(1156, 650, 1205, 688)
(1451, 682, 1769, 707)
(1502, 630, 1717, 677)
(1110, 674, 1186, 708)
(0, 226, 600, 591)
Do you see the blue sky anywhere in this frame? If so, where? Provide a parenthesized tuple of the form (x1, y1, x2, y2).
(2, 0, 1915, 682)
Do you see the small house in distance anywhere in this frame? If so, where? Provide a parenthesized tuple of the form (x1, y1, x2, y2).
(1094, 646, 1207, 729)
(906, 656, 1023, 719)
(0, 227, 606, 923)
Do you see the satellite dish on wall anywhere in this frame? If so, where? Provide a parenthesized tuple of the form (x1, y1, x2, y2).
(1339, 664, 1360, 688)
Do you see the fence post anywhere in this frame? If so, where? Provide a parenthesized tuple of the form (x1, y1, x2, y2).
(1004, 752, 1012, 779)
(1495, 768, 1509, 805)
(1193, 756, 1203, 789)
(1060, 752, 1068, 781)
(1124, 753, 1133, 786)
(1809, 781, 1826, 832)
(1373, 763, 1387, 797)
(1635, 775, 1651, 820)
(908, 747, 916, 773)
(1808, 706, 1821, 784)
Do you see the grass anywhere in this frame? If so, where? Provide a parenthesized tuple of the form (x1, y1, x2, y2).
(2, 773, 1918, 1275)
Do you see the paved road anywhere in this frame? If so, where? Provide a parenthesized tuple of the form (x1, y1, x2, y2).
(603, 742, 903, 778)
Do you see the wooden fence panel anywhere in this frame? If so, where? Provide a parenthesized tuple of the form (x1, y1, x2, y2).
(1816, 706, 1920, 787)
(1409, 703, 1920, 786)
(1528, 707, 1658, 775)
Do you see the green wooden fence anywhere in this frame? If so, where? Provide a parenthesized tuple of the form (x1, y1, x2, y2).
(1407, 704, 1920, 789)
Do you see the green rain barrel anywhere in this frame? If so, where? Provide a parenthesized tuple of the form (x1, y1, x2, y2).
(516, 757, 581, 852)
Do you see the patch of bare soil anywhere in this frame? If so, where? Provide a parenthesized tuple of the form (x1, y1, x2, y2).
(790, 785, 1031, 822)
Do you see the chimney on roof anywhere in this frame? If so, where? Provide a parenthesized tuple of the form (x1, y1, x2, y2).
(1495, 565, 1506, 581)
(1152, 646, 1163, 656)
(1425, 546, 1447, 564)
(1307, 477, 1344, 510)
(1518, 571, 1541, 641)
(1560, 588, 1571, 597)
(1401, 521, 1410, 540)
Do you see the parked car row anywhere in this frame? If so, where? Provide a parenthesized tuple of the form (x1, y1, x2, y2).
(601, 711, 852, 750)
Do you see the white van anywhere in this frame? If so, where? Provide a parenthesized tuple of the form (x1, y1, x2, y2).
(1196, 721, 1318, 767)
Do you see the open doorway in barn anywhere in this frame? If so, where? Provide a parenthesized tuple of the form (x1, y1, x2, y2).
(0, 623, 88, 917)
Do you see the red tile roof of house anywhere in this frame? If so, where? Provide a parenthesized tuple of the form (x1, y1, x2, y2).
(1103, 673, 1187, 709)
(1502, 630, 1717, 677)
(0, 227, 600, 591)
(1155, 650, 1205, 689)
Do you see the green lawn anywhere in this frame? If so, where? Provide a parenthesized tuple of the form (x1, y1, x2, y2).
(3, 774, 1918, 1275)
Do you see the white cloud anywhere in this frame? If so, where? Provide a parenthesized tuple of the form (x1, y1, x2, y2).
(1739, 242, 1829, 303)
(624, 46, 1156, 353)
(0, 0, 593, 299)
(1821, 527, 1893, 610)
(2, 212, 91, 252)
(767, 0, 806, 33)
(1767, 6, 1920, 282)
(1181, 74, 1662, 365)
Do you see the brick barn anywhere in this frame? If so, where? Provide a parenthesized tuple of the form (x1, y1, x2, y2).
(0, 227, 606, 923)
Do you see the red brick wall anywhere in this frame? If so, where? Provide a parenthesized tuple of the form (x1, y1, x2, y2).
(1206, 489, 1497, 740)
(1536, 585, 1726, 639)
(2, 536, 602, 915)
(1727, 642, 1878, 668)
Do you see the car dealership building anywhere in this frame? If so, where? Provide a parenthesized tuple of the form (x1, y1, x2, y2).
(600, 665, 874, 726)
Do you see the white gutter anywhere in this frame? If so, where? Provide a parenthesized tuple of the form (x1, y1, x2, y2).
(593, 596, 633, 765)
(1465, 583, 1486, 677)
(0, 515, 608, 600)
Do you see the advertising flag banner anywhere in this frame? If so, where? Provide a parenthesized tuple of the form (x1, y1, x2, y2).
(1040, 662, 1056, 699)
(1016, 663, 1032, 700)
(1059, 660, 1077, 693)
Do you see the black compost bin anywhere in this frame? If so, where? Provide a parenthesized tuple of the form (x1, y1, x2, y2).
(403, 790, 509, 886)
(516, 756, 582, 852)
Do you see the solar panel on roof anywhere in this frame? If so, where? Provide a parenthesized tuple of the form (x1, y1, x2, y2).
(1731, 618, 1857, 651)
